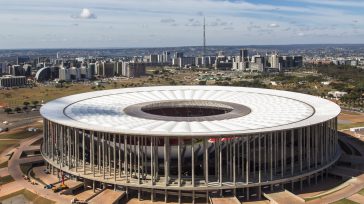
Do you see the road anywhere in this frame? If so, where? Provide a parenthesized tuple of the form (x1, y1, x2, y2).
(0, 111, 42, 131)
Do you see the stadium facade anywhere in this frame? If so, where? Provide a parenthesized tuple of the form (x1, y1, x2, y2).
(40, 86, 341, 202)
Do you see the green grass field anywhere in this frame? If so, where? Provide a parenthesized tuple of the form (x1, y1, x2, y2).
(0, 161, 8, 168)
(0, 140, 19, 154)
(0, 189, 55, 204)
(331, 198, 359, 204)
(358, 188, 364, 196)
(0, 175, 14, 185)
(31, 138, 43, 146)
(0, 131, 39, 140)
(338, 122, 364, 130)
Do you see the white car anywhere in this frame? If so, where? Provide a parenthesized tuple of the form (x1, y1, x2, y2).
(2, 121, 8, 125)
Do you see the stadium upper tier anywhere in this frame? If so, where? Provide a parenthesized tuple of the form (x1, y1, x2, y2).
(40, 86, 340, 136)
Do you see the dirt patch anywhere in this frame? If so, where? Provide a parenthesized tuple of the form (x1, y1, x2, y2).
(339, 112, 364, 124)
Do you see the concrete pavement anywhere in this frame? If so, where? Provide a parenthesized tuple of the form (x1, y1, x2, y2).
(3, 134, 74, 203)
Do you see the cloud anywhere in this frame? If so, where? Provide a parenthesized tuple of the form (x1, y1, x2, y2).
(160, 18, 175, 23)
(297, 32, 305, 36)
(71, 8, 96, 19)
(269, 23, 280, 28)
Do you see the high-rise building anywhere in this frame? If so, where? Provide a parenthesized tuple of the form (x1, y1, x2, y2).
(150, 55, 159, 63)
(0, 75, 26, 88)
(175, 52, 184, 58)
(240, 49, 249, 62)
(59, 68, 71, 81)
(162, 51, 171, 63)
(123, 63, 146, 78)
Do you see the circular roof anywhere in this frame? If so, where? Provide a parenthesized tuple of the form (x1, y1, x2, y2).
(40, 86, 341, 137)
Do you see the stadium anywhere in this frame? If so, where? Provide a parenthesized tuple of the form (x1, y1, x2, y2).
(40, 86, 341, 202)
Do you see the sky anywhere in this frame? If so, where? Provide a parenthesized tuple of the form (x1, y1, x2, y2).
(0, 0, 363, 49)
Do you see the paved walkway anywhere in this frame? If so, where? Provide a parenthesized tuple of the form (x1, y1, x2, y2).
(33, 166, 59, 185)
(305, 134, 364, 204)
(88, 189, 125, 204)
(264, 190, 305, 204)
(74, 189, 96, 201)
(210, 196, 240, 204)
(347, 193, 364, 203)
(1, 134, 74, 203)
(0, 167, 9, 177)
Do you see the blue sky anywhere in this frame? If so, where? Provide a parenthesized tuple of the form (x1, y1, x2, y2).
(0, 0, 363, 49)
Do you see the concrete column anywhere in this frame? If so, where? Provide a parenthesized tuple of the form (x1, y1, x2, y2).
(233, 136, 236, 185)
(264, 135, 267, 178)
(75, 128, 78, 172)
(124, 135, 128, 182)
(178, 137, 181, 187)
(68, 127, 71, 168)
(92, 131, 95, 177)
(258, 134, 261, 194)
(191, 138, 195, 187)
(164, 137, 169, 186)
(307, 127, 311, 171)
(281, 132, 284, 178)
(151, 136, 154, 186)
(129, 136, 132, 179)
(83, 130, 85, 174)
(98, 133, 101, 173)
(219, 138, 223, 186)
(253, 137, 256, 180)
(270, 132, 273, 183)
(114, 135, 116, 181)
(61, 125, 64, 167)
(246, 136, 249, 184)
(109, 134, 112, 176)
(241, 137, 244, 181)
(137, 136, 140, 184)
(204, 138, 208, 186)
(119, 136, 121, 178)
(299, 128, 303, 173)
(103, 133, 105, 179)
(291, 129, 294, 176)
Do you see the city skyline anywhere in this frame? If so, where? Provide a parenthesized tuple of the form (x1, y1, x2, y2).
(0, 0, 363, 49)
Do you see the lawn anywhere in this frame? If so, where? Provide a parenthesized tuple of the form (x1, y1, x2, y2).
(338, 122, 364, 130)
(0, 175, 14, 185)
(358, 188, 364, 196)
(0, 131, 39, 140)
(331, 198, 359, 204)
(31, 138, 43, 146)
(0, 189, 55, 204)
(0, 140, 19, 154)
(0, 161, 8, 168)
(0, 80, 152, 108)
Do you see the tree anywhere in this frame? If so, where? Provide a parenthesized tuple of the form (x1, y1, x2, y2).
(15, 107, 21, 113)
(23, 106, 28, 112)
(23, 101, 30, 106)
(199, 80, 207, 85)
(4, 108, 12, 114)
(31, 100, 39, 107)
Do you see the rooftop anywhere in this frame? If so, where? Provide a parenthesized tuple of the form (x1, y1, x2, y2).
(40, 86, 341, 137)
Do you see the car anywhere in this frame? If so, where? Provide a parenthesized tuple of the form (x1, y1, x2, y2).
(44, 184, 54, 189)
(52, 184, 68, 193)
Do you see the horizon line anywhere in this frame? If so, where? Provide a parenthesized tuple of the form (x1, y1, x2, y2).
(1, 43, 364, 51)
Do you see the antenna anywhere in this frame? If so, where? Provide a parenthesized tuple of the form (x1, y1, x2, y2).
(203, 16, 206, 57)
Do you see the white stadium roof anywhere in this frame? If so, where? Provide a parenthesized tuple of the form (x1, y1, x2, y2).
(40, 86, 341, 137)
